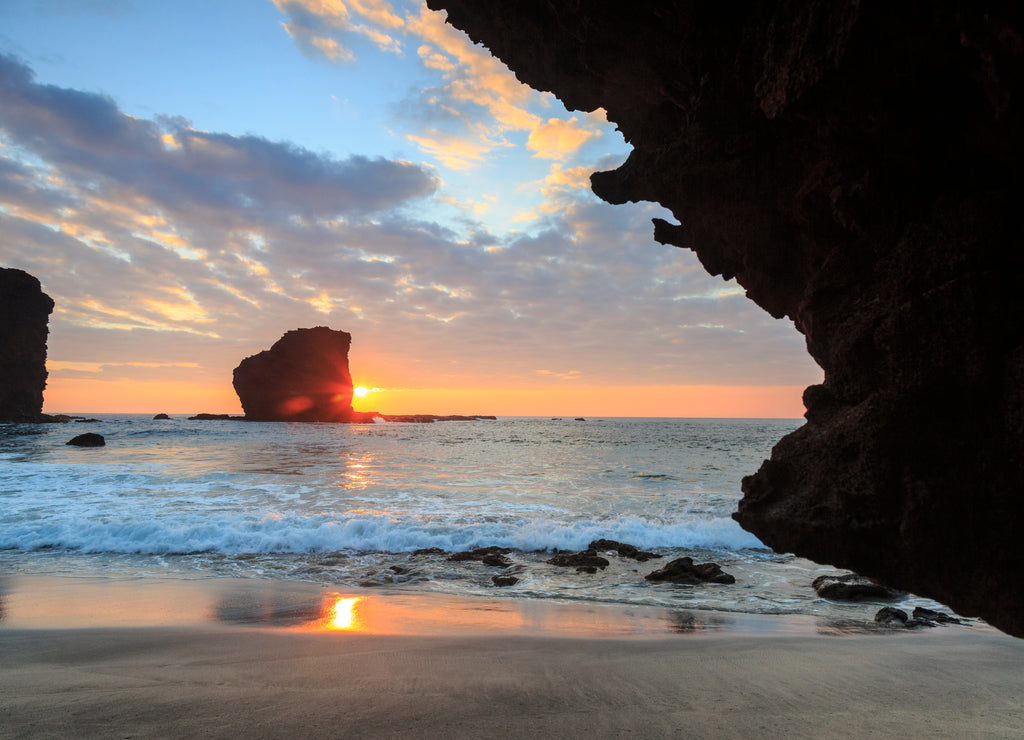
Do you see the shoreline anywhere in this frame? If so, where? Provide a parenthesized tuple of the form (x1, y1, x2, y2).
(2, 575, 1024, 737)
(0, 572, 980, 638)
(1, 572, 855, 637)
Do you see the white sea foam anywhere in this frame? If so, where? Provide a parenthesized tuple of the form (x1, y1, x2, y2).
(2, 415, 809, 612)
(0, 509, 764, 555)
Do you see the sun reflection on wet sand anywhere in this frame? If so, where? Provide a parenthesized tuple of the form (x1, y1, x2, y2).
(294, 592, 741, 637)
(0, 575, 845, 637)
(330, 597, 360, 630)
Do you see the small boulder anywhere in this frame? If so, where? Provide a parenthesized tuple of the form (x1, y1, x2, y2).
(66, 433, 105, 447)
(153, 413, 171, 420)
(492, 575, 518, 587)
(546, 549, 610, 569)
(874, 606, 909, 625)
(448, 546, 513, 567)
(588, 539, 662, 562)
(481, 553, 512, 567)
(912, 606, 961, 624)
(412, 547, 446, 556)
(812, 573, 900, 601)
(645, 557, 735, 585)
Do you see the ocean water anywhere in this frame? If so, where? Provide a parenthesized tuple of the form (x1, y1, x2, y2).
(0, 415, 954, 625)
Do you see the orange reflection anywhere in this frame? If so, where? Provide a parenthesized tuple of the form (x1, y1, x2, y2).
(329, 597, 361, 630)
(295, 592, 698, 637)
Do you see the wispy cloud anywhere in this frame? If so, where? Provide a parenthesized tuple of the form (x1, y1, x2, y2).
(0, 55, 437, 223)
(0, 25, 819, 408)
(272, 1, 608, 173)
(271, 0, 404, 62)
(527, 118, 600, 160)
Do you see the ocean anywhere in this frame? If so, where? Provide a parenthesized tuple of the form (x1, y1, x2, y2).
(0, 415, 954, 627)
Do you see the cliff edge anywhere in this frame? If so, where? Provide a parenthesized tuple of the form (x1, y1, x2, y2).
(428, 1, 1024, 635)
(0, 267, 55, 422)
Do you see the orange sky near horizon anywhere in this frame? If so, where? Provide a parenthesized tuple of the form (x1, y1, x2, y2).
(42, 377, 809, 419)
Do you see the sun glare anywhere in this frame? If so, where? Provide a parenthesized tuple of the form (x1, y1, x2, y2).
(330, 597, 360, 630)
(353, 386, 369, 398)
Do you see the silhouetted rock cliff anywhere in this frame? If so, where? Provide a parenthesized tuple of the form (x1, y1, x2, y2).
(233, 327, 362, 422)
(0, 268, 55, 422)
(429, 2, 1024, 635)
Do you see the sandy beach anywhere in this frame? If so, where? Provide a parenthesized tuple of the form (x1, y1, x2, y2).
(2, 577, 1023, 738)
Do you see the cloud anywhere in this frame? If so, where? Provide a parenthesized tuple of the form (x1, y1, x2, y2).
(271, 0, 403, 62)
(542, 164, 594, 192)
(0, 49, 819, 410)
(272, 1, 610, 170)
(526, 118, 600, 160)
(0, 54, 438, 225)
(406, 128, 502, 170)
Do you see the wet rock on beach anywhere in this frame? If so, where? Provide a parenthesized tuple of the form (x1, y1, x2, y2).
(448, 546, 513, 567)
(588, 539, 662, 562)
(546, 550, 611, 570)
(645, 557, 735, 585)
(813, 573, 901, 601)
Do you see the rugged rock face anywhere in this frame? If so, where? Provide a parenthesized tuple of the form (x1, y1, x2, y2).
(233, 327, 361, 422)
(0, 268, 55, 422)
(429, 2, 1024, 635)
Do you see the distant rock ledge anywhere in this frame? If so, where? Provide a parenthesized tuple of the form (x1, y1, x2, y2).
(186, 412, 496, 423)
(379, 414, 496, 423)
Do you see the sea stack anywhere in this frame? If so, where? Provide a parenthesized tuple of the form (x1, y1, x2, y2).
(0, 267, 55, 422)
(428, 2, 1024, 636)
(233, 327, 361, 422)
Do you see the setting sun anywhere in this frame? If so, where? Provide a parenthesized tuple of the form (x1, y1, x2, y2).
(353, 386, 369, 398)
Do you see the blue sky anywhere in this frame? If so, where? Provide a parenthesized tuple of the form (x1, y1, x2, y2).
(0, 0, 821, 416)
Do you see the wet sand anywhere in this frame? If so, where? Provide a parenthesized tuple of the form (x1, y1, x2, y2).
(2, 576, 1023, 738)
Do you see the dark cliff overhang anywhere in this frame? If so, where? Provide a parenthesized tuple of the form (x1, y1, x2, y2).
(427, 1, 1024, 636)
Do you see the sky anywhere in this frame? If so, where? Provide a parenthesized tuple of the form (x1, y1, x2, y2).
(0, 0, 822, 418)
